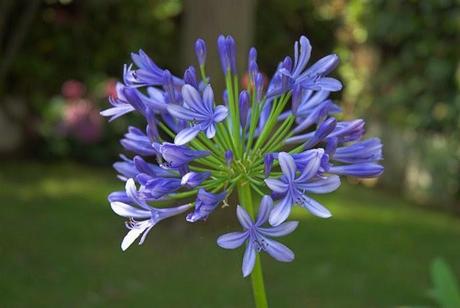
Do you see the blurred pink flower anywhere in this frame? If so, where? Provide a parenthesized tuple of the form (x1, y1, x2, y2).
(105, 78, 118, 99)
(61, 79, 86, 100)
(63, 99, 102, 143)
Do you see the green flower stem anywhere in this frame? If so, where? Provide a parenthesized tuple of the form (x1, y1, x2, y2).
(253, 94, 290, 152)
(225, 73, 242, 159)
(261, 116, 295, 153)
(237, 182, 268, 308)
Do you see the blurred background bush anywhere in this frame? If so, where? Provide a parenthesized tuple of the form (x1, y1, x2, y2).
(0, 0, 459, 306)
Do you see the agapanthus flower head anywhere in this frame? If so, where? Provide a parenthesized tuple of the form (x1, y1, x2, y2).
(102, 34, 383, 278)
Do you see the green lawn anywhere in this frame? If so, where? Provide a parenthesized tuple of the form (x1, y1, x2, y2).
(1, 162, 459, 307)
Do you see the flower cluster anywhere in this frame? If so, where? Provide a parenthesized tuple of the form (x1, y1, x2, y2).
(101, 35, 383, 277)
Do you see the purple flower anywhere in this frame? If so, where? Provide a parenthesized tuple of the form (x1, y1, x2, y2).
(239, 90, 250, 128)
(265, 152, 340, 226)
(326, 137, 384, 178)
(153, 142, 210, 168)
(136, 174, 182, 199)
(248, 47, 258, 79)
(113, 155, 138, 181)
(225, 150, 234, 166)
(264, 153, 274, 177)
(121, 126, 157, 156)
(217, 196, 298, 277)
(100, 83, 135, 121)
(110, 179, 191, 250)
(167, 84, 228, 145)
(181, 171, 210, 188)
(186, 189, 227, 222)
(267, 36, 341, 97)
(194, 38, 207, 66)
(124, 49, 183, 87)
(218, 35, 237, 74)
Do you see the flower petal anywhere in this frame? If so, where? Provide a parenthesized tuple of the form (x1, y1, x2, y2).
(167, 104, 205, 121)
(237, 205, 253, 229)
(278, 152, 297, 182)
(258, 221, 299, 237)
(269, 194, 293, 226)
(202, 84, 214, 112)
(206, 124, 216, 138)
(182, 84, 208, 114)
(255, 195, 273, 226)
(300, 196, 332, 218)
(299, 175, 341, 194)
(217, 232, 248, 249)
(110, 201, 151, 218)
(296, 149, 324, 182)
(121, 226, 147, 251)
(263, 238, 295, 262)
(242, 241, 256, 277)
(174, 126, 201, 145)
(125, 178, 149, 209)
(264, 178, 288, 193)
(213, 105, 228, 122)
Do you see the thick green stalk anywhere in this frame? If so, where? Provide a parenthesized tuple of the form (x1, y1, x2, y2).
(237, 182, 268, 308)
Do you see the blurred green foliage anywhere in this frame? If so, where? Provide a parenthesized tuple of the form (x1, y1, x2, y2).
(340, 0, 459, 135)
(430, 258, 460, 308)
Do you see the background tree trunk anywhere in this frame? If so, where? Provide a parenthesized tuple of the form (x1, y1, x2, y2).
(182, 0, 257, 92)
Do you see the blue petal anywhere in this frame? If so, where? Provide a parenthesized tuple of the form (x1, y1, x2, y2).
(110, 201, 151, 218)
(205, 124, 216, 139)
(292, 36, 311, 77)
(182, 84, 208, 114)
(300, 196, 332, 218)
(278, 152, 297, 182)
(258, 221, 299, 237)
(242, 241, 256, 277)
(174, 125, 201, 145)
(255, 195, 273, 226)
(269, 194, 293, 226)
(202, 84, 214, 113)
(167, 104, 206, 121)
(125, 179, 149, 209)
(237, 205, 253, 229)
(264, 178, 288, 193)
(217, 232, 248, 249)
(296, 149, 324, 182)
(214, 105, 228, 122)
(298, 175, 341, 194)
(329, 163, 384, 178)
(263, 237, 295, 262)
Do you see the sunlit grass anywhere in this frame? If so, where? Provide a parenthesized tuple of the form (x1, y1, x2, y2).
(1, 162, 459, 307)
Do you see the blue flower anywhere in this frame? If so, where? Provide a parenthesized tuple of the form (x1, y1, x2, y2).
(136, 173, 182, 200)
(217, 35, 237, 74)
(186, 189, 227, 222)
(181, 171, 210, 188)
(100, 83, 135, 121)
(267, 36, 342, 98)
(217, 196, 298, 277)
(110, 179, 191, 250)
(153, 142, 210, 168)
(124, 49, 183, 87)
(194, 38, 207, 66)
(121, 126, 157, 156)
(167, 84, 228, 145)
(326, 137, 384, 178)
(265, 152, 340, 226)
(239, 90, 250, 128)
